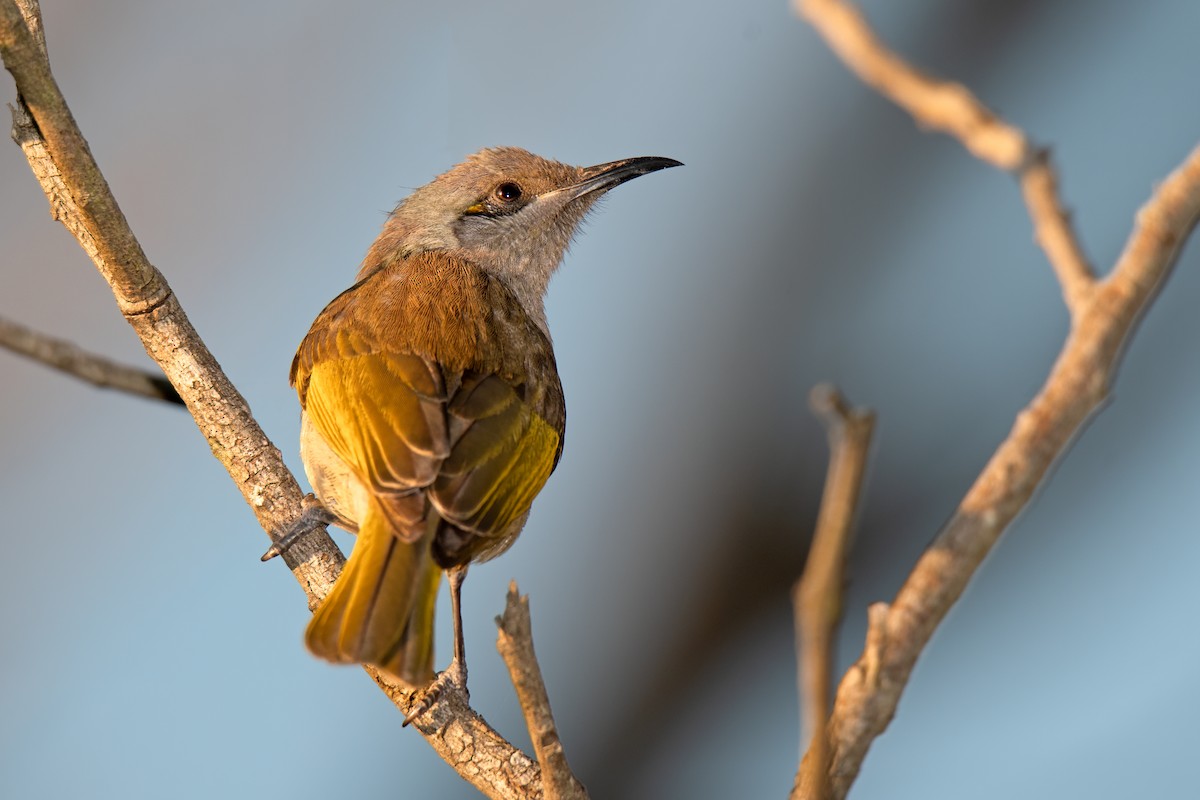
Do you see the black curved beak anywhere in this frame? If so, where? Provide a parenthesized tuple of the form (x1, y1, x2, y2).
(569, 155, 683, 199)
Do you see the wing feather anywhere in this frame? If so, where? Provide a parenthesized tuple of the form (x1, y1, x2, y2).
(292, 254, 564, 564)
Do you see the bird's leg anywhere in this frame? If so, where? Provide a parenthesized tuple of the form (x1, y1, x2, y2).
(403, 565, 469, 726)
(445, 564, 469, 689)
(259, 494, 336, 562)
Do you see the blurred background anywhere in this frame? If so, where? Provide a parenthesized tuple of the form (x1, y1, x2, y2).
(2, 1, 1198, 797)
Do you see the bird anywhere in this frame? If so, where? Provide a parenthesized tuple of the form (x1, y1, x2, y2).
(264, 147, 681, 698)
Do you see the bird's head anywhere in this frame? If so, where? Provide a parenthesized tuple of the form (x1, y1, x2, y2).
(361, 147, 681, 323)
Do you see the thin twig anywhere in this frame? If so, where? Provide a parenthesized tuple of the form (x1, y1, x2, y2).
(797, 0, 1026, 169)
(795, 2, 1200, 798)
(1020, 151, 1095, 312)
(791, 386, 875, 800)
(497, 583, 588, 800)
(796, 0, 1097, 315)
(0, 315, 183, 404)
(0, 3, 553, 797)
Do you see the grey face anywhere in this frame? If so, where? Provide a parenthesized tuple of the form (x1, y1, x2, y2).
(361, 147, 681, 330)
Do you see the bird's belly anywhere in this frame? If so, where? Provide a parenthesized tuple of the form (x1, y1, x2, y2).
(299, 412, 371, 534)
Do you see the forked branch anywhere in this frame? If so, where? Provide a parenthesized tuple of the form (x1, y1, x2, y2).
(796, 0, 1096, 313)
(0, 2, 574, 797)
(792, 1, 1200, 798)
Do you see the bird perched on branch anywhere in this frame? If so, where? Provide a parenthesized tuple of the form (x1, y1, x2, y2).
(264, 147, 680, 699)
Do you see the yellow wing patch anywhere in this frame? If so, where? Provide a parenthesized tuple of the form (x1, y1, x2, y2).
(432, 374, 560, 542)
(304, 352, 448, 495)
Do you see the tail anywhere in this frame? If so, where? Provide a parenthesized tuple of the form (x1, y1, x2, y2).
(305, 503, 441, 686)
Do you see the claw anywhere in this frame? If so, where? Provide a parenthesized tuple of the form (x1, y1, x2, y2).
(260, 542, 285, 562)
(261, 494, 335, 561)
(402, 658, 467, 727)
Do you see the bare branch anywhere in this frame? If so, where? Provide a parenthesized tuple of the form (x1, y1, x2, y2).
(1, 3, 554, 795)
(375, 665, 548, 800)
(3, 1, 324, 571)
(1107, 145, 1200, 312)
(791, 386, 875, 800)
(794, 2, 1200, 798)
(797, 0, 1025, 169)
(497, 583, 588, 800)
(1019, 151, 1095, 311)
(796, 0, 1097, 314)
(11, 0, 41, 52)
(0, 315, 183, 404)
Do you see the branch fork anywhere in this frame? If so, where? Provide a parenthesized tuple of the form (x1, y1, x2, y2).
(792, 1, 1200, 798)
(0, 2, 584, 797)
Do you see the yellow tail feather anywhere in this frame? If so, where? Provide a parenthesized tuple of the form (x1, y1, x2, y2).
(305, 503, 441, 687)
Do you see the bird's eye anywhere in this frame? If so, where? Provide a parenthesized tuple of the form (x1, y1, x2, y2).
(463, 182, 526, 217)
(495, 182, 523, 202)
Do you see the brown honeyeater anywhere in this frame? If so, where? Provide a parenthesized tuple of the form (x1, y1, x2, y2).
(279, 147, 680, 688)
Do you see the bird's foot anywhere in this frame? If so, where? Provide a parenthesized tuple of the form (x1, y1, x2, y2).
(260, 494, 336, 561)
(402, 657, 468, 727)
